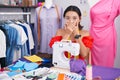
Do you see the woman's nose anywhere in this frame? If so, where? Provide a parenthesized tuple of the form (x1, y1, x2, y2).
(70, 19, 74, 23)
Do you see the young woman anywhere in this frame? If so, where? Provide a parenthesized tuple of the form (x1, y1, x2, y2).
(49, 5, 93, 62)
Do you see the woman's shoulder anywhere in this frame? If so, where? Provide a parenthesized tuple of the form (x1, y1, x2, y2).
(56, 29, 64, 33)
(56, 29, 65, 36)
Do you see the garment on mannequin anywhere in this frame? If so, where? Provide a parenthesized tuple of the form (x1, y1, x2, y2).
(34, 2, 63, 54)
(88, 0, 100, 8)
(89, 0, 120, 67)
(44, 0, 53, 9)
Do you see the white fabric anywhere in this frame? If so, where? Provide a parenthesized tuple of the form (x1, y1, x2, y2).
(0, 30, 6, 58)
(23, 23, 34, 49)
(9, 23, 28, 45)
(16, 21, 34, 49)
(88, 0, 100, 8)
(13, 49, 21, 62)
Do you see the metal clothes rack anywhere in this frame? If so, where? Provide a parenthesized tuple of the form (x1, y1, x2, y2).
(0, 12, 31, 23)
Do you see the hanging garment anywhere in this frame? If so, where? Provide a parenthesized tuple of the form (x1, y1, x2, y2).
(34, 4, 63, 54)
(90, 0, 120, 67)
(0, 29, 6, 58)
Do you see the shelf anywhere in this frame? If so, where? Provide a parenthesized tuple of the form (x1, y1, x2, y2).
(0, 5, 38, 12)
(0, 5, 37, 8)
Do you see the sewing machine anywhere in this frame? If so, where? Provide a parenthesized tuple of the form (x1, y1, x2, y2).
(52, 40, 80, 69)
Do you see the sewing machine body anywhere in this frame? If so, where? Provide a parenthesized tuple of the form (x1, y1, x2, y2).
(52, 40, 80, 69)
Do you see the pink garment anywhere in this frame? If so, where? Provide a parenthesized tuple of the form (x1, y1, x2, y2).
(90, 0, 120, 67)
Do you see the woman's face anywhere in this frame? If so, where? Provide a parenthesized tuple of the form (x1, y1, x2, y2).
(64, 11, 80, 24)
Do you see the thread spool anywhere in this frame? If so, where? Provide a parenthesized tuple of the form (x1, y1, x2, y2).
(86, 64, 92, 80)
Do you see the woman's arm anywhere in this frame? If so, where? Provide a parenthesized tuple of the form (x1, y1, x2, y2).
(74, 30, 90, 58)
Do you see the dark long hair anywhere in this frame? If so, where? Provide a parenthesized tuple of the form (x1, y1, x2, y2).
(63, 5, 83, 30)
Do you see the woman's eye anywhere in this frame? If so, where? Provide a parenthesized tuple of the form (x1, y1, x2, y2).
(65, 17, 70, 20)
(73, 17, 77, 20)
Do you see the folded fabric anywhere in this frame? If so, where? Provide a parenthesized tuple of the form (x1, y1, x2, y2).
(13, 60, 26, 67)
(8, 60, 38, 72)
(24, 63, 39, 71)
(8, 60, 26, 71)
(70, 58, 86, 76)
(24, 55, 43, 62)
(8, 66, 24, 71)
(42, 58, 52, 63)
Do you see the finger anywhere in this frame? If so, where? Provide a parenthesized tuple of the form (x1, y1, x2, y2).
(74, 22, 79, 30)
(72, 22, 77, 29)
(73, 23, 78, 31)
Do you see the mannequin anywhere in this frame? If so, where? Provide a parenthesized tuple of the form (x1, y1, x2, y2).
(44, 0, 53, 9)
(88, 0, 100, 8)
(88, 0, 120, 67)
(34, 0, 63, 54)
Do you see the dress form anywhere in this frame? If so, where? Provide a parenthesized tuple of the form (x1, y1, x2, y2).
(44, 0, 53, 9)
(34, 0, 63, 54)
(88, 0, 100, 8)
(89, 0, 120, 67)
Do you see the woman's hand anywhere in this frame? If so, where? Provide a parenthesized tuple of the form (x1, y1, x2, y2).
(64, 21, 78, 35)
(72, 22, 80, 36)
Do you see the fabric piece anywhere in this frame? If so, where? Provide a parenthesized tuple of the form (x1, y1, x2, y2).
(24, 63, 39, 71)
(8, 60, 26, 71)
(24, 55, 43, 62)
(70, 58, 86, 76)
(8, 66, 24, 71)
(90, 0, 120, 67)
(0, 30, 6, 58)
(13, 60, 26, 67)
(93, 65, 120, 80)
(57, 73, 65, 80)
(8, 60, 39, 72)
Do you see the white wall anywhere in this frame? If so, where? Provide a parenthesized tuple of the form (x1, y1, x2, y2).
(114, 16, 120, 68)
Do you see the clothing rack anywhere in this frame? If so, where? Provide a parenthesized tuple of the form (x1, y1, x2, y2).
(0, 12, 31, 23)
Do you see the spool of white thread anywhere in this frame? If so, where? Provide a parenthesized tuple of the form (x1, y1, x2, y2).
(86, 64, 92, 80)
